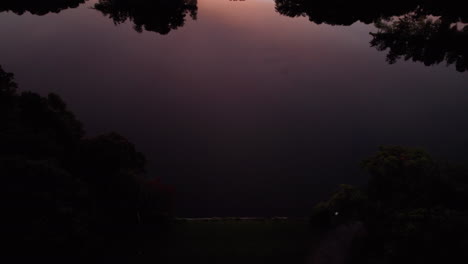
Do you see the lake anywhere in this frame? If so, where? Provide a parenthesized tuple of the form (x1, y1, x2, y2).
(1, 0, 468, 217)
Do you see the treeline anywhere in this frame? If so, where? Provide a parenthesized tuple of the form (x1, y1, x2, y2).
(0, 0, 86, 15)
(94, 0, 198, 35)
(275, 0, 468, 72)
(2, 1, 467, 71)
(371, 14, 468, 72)
(275, 0, 468, 26)
(312, 146, 468, 264)
(0, 0, 198, 36)
(0, 66, 172, 260)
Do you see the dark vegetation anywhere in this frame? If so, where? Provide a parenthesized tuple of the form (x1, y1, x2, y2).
(311, 146, 468, 264)
(274, 0, 468, 26)
(94, 0, 198, 35)
(0, 0, 198, 35)
(0, 65, 172, 261)
(371, 15, 468, 72)
(275, 0, 468, 72)
(0, 0, 86, 16)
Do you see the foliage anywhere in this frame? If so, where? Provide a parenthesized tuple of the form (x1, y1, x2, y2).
(94, 0, 197, 35)
(311, 184, 368, 228)
(371, 14, 468, 72)
(275, 0, 468, 72)
(0, 0, 86, 16)
(312, 146, 468, 264)
(0, 65, 172, 259)
(274, 0, 468, 26)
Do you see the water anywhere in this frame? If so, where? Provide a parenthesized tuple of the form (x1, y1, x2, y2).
(1, 0, 468, 217)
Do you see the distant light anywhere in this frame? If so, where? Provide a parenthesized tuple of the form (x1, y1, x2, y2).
(335, 211, 339, 216)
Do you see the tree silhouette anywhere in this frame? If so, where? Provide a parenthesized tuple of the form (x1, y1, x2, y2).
(274, 0, 468, 72)
(0, 0, 86, 16)
(274, 0, 468, 26)
(94, 0, 197, 35)
(371, 14, 468, 72)
(311, 146, 468, 264)
(274, 0, 417, 26)
(0, 65, 172, 259)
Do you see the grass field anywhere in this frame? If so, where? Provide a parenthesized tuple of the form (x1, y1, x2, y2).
(141, 218, 314, 264)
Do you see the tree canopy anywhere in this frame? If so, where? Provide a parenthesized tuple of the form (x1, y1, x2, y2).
(274, 0, 468, 26)
(371, 15, 468, 72)
(0, 0, 86, 16)
(0, 65, 172, 260)
(311, 146, 468, 264)
(94, 0, 197, 35)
